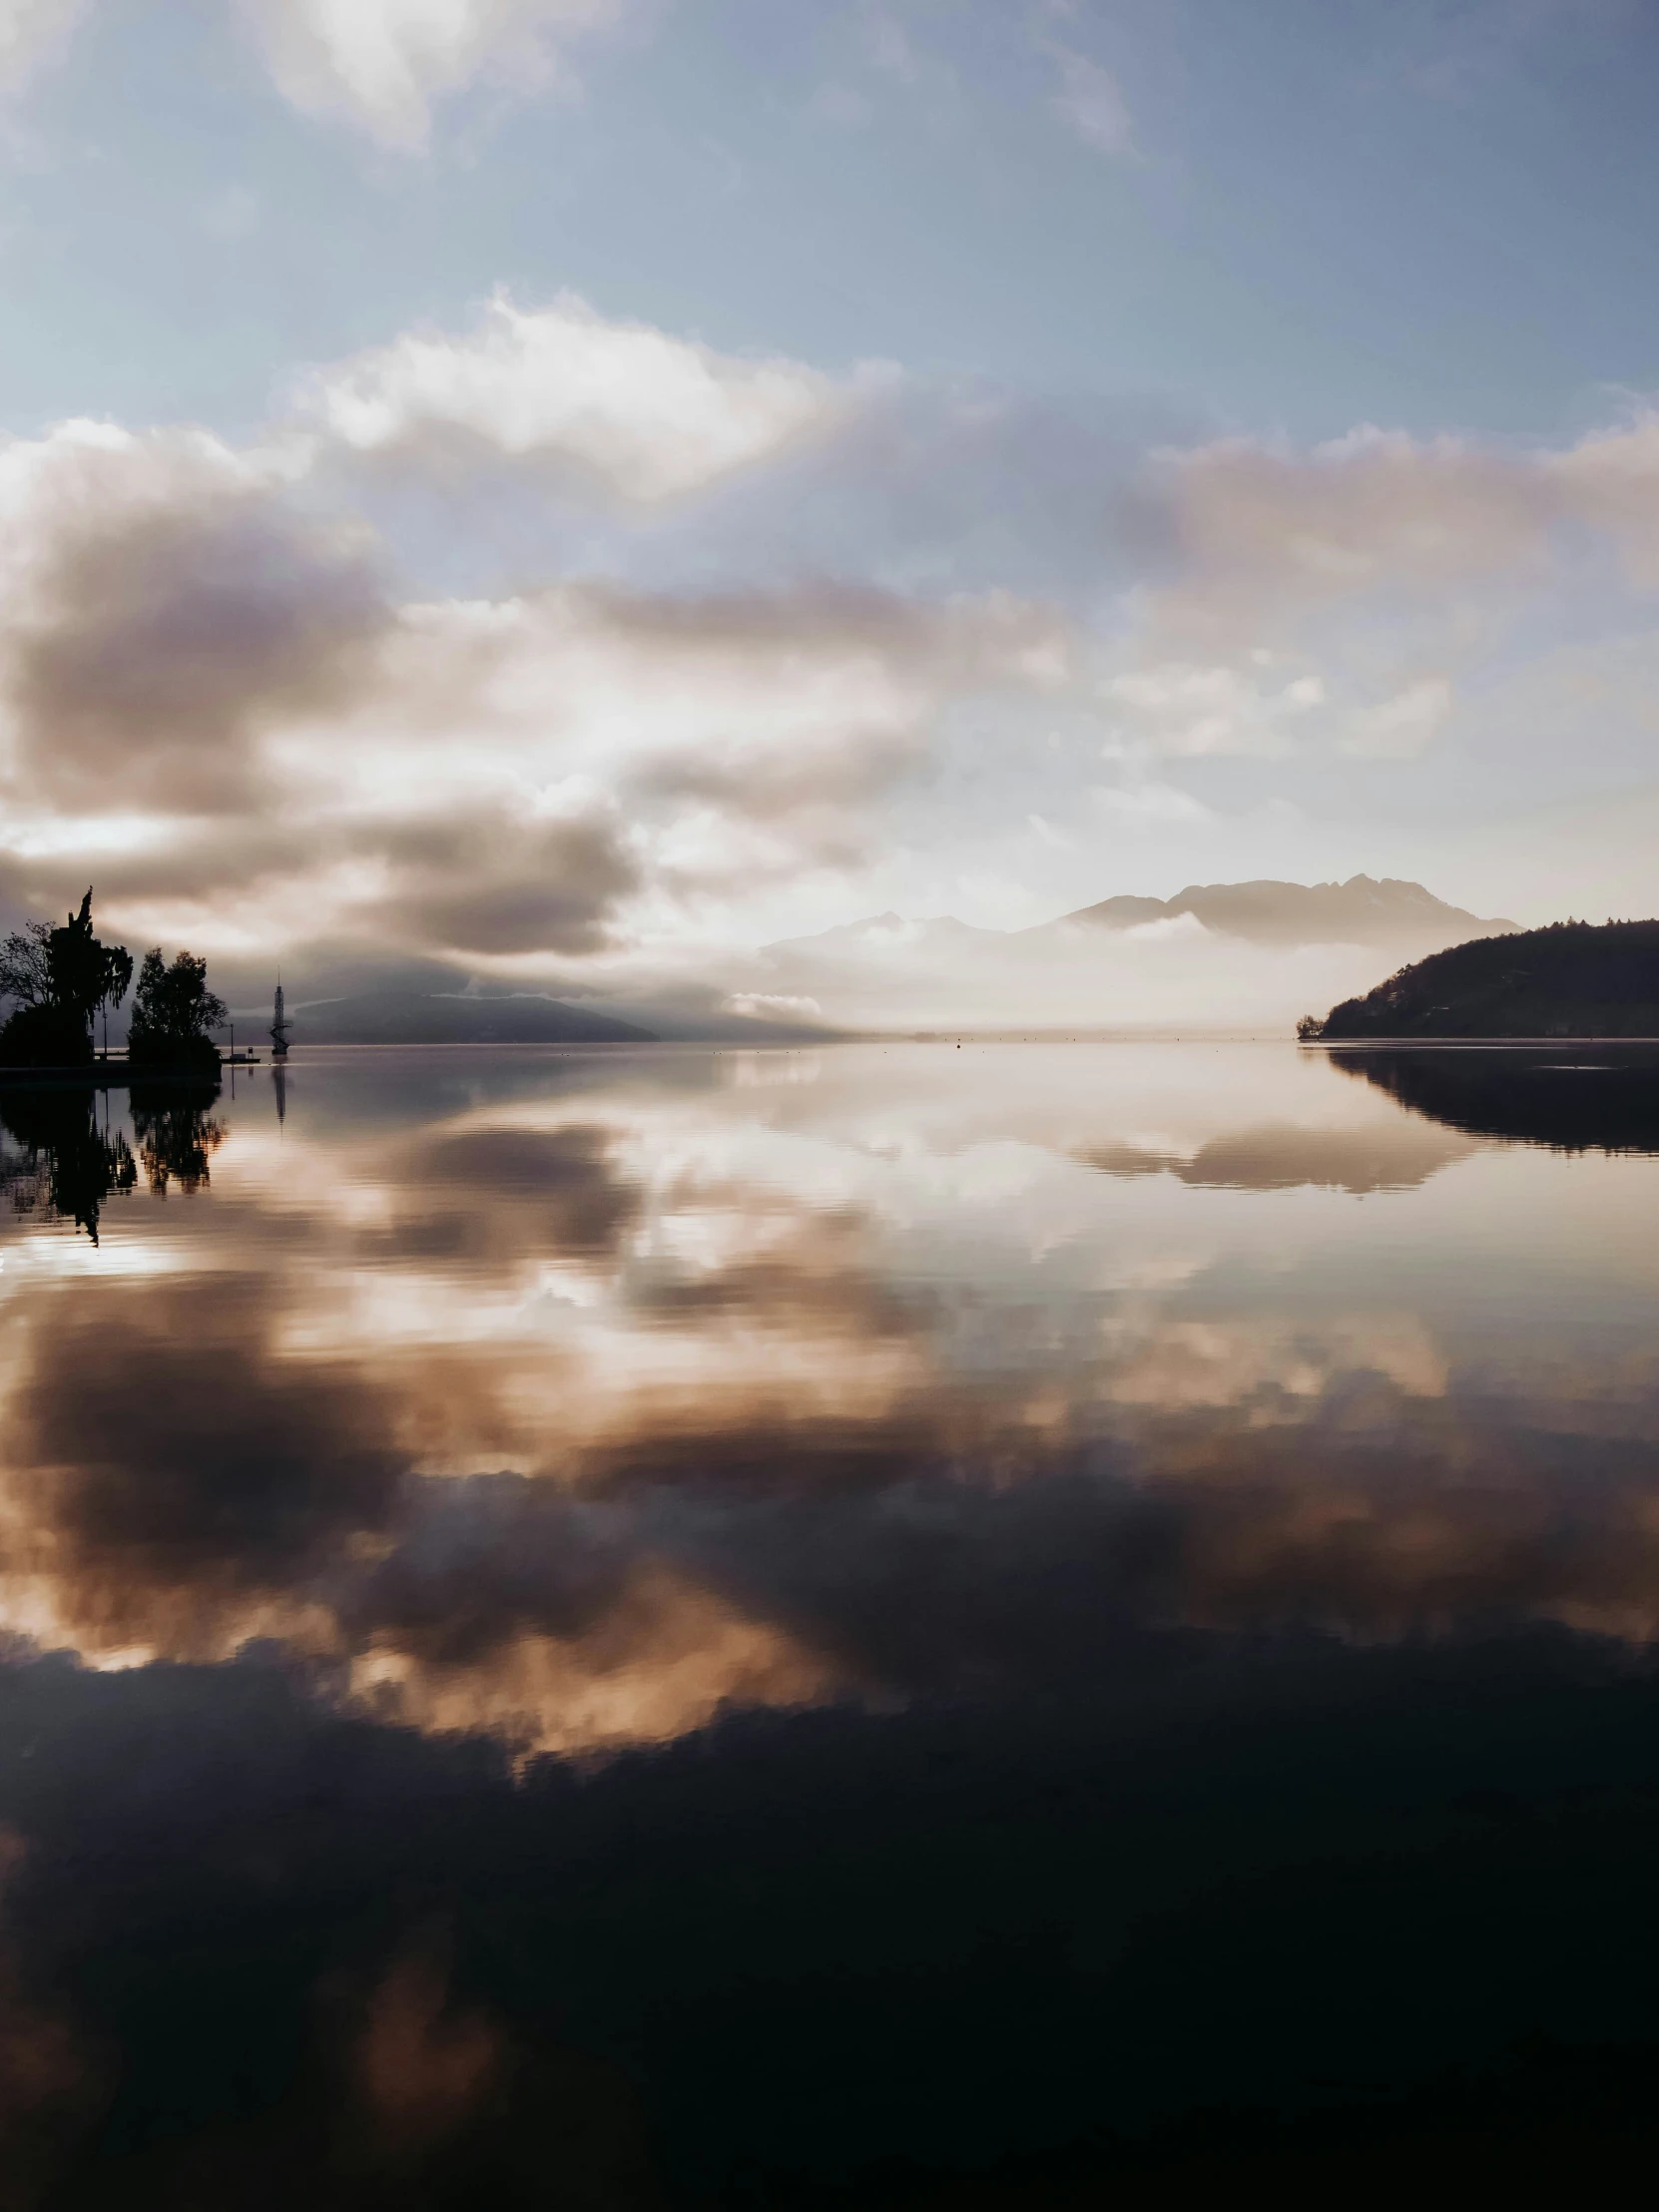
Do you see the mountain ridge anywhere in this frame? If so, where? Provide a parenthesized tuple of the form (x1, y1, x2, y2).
(767, 875, 1516, 957)
(1034, 873, 1516, 947)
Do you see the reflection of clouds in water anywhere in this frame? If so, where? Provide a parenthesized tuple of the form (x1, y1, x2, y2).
(0, 1273, 840, 1753)
(3, 1044, 1659, 1755)
(1100, 1311, 1449, 1411)
(350, 1561, 830, 1762)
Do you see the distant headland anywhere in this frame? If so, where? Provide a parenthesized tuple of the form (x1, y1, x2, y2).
(1300, 920, 1659, 1040)
(0, 891, 228, 1076)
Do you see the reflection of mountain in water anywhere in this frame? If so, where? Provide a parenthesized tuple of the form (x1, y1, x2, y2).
(0, 1083, 224, 1238)
(1336, 1046, 1659, 1155)
(1079, 1117, 1475, 1193)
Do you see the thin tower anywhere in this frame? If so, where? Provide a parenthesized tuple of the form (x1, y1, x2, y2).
(271, 977, 290, 1060)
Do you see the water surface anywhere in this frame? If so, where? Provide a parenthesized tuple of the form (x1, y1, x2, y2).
(5, 1042, 1659, 2203)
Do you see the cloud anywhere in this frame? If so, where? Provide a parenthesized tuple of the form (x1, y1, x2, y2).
(1105, 660, 1326, 757)
(1049, 46, 1135, 156)
(0, 421, 385, 814)
(725, 992, 823, 1020)
(0, 2, 638, 144)
(234, 0, 628, 151)
(0, 420, 1062, 965)
(1337, 675, 1453, 758)
(1161, 426, 1550, 630)
(17, 292, 1659, 977)
(1095, 410, 1659, 768)
(1090, 781, 1212, 830)
(358, 803, 641, 955)
(297, 289, 853, 503)
(1155, 413, 1659, 641)
(0, 290, 1075, 972)
(0, 0, 84, 93)
(287, 574, 1063, 953)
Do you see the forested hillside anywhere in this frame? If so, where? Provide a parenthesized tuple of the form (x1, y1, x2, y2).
(1306, 921, 1659, 1039)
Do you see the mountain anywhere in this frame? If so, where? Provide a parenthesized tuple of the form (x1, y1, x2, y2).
(1037, 874, 1517, 949)
(224, 878, 1518, 1047)
(290, 991, 657, 1046)
(752, 876, 1522, 1034)
(1310, 920, 1659, 1039)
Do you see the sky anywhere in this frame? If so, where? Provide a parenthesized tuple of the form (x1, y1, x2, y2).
(3, 0, 1659, 1013)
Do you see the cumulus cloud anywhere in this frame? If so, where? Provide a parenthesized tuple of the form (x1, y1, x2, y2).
(297, 289, 853, 501)
(0, 347, 1065, 969)
(15, 288, 1659, 980)
(235, 0, 627, 151)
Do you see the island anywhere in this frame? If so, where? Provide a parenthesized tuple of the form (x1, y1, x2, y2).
(1299, 919, 1659, 1040)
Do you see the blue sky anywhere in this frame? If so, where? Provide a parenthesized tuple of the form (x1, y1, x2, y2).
(1, 0, 1657, 1005)
(8, 0, 1659, 437)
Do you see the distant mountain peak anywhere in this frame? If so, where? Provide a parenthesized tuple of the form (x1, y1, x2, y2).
(1039, 875, 1516, 949)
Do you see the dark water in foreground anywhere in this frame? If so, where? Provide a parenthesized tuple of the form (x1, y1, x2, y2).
(5, 1040, 1659, 2205)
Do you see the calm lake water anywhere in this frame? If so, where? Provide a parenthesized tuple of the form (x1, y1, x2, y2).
(5, 1040, 1659, 2204)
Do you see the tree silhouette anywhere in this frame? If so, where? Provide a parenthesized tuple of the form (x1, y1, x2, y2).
(0, 919, 52, 1010)
(99, 942, 135, 1055)
(0, 890, 134, 1067)
(128, 949, 228, 1072)
(131, 1086, 225, 1194)
(0, 1089, 137, 1241)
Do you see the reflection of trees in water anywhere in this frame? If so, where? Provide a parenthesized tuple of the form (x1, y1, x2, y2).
(130, 1085, 225, 1195)
(1336, 1045, 1659, 1155)
(0, 1082, 223, 1237)
(0, 1089, 135, 1242)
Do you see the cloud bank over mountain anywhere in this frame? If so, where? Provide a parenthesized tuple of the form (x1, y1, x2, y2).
(738, 875, 1514, 1036)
